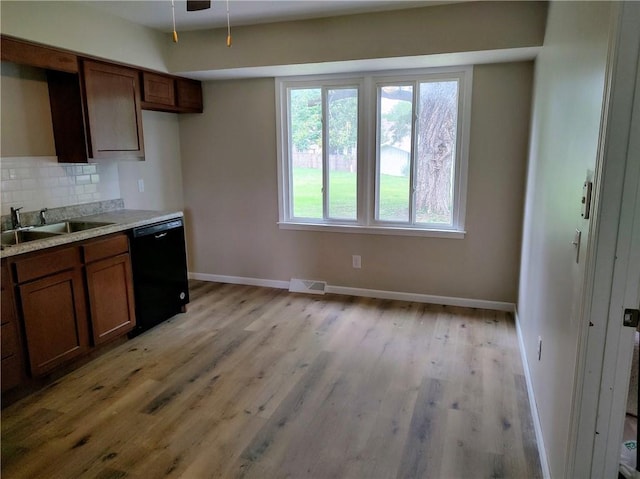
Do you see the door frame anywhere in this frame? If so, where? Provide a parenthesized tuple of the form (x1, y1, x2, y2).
(568, 2, 640, 477)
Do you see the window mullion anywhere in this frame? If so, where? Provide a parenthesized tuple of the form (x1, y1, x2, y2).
(409, 81, 418, 225)
(373, 84, 382, 223)
(361, 78, 373, 226)
(321, 87, 329, 220)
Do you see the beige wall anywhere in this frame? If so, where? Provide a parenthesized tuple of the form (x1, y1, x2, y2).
(168, 2, 547, 73)
(517, 2, 614, 477)
(180, 61, 533, 303)
(117, 111, 184, 211)
(0, 0, 169, 71)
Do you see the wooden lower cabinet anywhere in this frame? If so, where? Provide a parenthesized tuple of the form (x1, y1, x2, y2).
(86, 253, 135, 345)
(4, 233, 136, 387)
(19, 268, 89, 377)
(1, 260, 25, 392)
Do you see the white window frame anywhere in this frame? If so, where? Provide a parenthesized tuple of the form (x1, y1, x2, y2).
(276, 66, 473, 238)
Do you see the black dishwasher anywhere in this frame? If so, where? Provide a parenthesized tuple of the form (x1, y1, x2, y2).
(129, 218, 189, 336)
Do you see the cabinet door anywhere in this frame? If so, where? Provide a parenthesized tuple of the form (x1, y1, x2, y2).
(142, 72, 176, 108)
(176, 78, 203, 113)
(82, 60, 144, 159)
(19, 269, 89, 377)
(1, 261, 25, 391)
(86, 253, 136, 345)
(1, 322, 24, 392)
(48, 71, 89, 164)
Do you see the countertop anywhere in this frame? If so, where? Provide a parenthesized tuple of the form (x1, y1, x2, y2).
(0, 209, 184, 259)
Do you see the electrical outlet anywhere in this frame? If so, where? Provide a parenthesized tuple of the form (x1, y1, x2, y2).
(137, 178, 145, 193)
(352, 255, 361, 269)
(537, 336, 542, 361)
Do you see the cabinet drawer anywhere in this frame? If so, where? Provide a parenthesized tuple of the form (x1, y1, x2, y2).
(14, 247, 80, 284)
(1, 322, 19, 360)
(83, 235, 129, 263)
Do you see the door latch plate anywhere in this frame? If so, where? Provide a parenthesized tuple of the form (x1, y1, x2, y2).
(623, 309, 640, 328)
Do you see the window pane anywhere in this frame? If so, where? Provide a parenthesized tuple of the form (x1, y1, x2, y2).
(327, 88, 358, 220)
(415, 81, 458, 225)
(290, 88, 322, 218)
(377, 85, 412, 222)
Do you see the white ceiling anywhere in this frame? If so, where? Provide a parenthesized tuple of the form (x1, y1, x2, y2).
(85, 0, 446, 32)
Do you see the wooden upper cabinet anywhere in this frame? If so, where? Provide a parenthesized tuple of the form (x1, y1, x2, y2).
(142, 71, 176, 108)
(176, 78, 204, 113)
(1, 35, 201, 163)
(141, 73, 203, 113)
(82, 60, 144, 160)
(1, 36, 78, 73)
(47, 71, 89, 163)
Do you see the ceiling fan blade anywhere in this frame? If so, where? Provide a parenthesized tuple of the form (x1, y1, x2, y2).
(186, 0, 211, 11)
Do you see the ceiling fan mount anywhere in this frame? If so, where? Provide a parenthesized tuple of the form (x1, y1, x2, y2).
(186, 0, 211, 12)
(179, 0, 231, 47)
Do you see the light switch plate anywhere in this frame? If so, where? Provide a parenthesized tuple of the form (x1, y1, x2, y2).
(573, 229, 582, 263)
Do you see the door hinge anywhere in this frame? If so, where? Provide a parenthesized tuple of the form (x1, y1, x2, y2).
(623, 308, 640, 328)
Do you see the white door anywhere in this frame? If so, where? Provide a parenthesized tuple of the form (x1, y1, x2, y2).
(569, 3, 640, 477)
(597, 52, 640, 478)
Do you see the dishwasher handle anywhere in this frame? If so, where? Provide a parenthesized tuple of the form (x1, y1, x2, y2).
(133, 219, 183, 238)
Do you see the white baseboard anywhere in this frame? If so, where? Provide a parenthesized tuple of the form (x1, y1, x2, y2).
(189, 272, 515, 312)
(327, 284, 516, 312)
(188, 272, 290, 290)
(514, 310, 551, 479)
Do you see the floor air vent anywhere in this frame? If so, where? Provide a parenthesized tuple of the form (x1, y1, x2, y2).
(289, 278, 327, 295)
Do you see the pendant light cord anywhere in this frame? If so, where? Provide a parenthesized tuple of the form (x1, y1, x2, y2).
(171, 0, 178, 42)
(226, 0, 232, 47)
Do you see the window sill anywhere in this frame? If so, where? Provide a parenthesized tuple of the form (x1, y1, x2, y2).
(277, 222, 466, 239)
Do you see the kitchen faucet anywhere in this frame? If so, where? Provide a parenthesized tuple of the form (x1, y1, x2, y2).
(10, 206, 22, 229)
(39, 208, 48, 225)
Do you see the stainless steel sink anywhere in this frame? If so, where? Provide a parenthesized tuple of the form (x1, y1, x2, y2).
(0, 229, 61, 246)
(33, 221, 114, 234)
(1, 220, 114, 247)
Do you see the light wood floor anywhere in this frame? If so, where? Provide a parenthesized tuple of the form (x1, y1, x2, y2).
(1, 281, 542, 478)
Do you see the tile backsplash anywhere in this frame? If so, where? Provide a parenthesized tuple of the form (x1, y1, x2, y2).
(0, 156, 121, 216)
